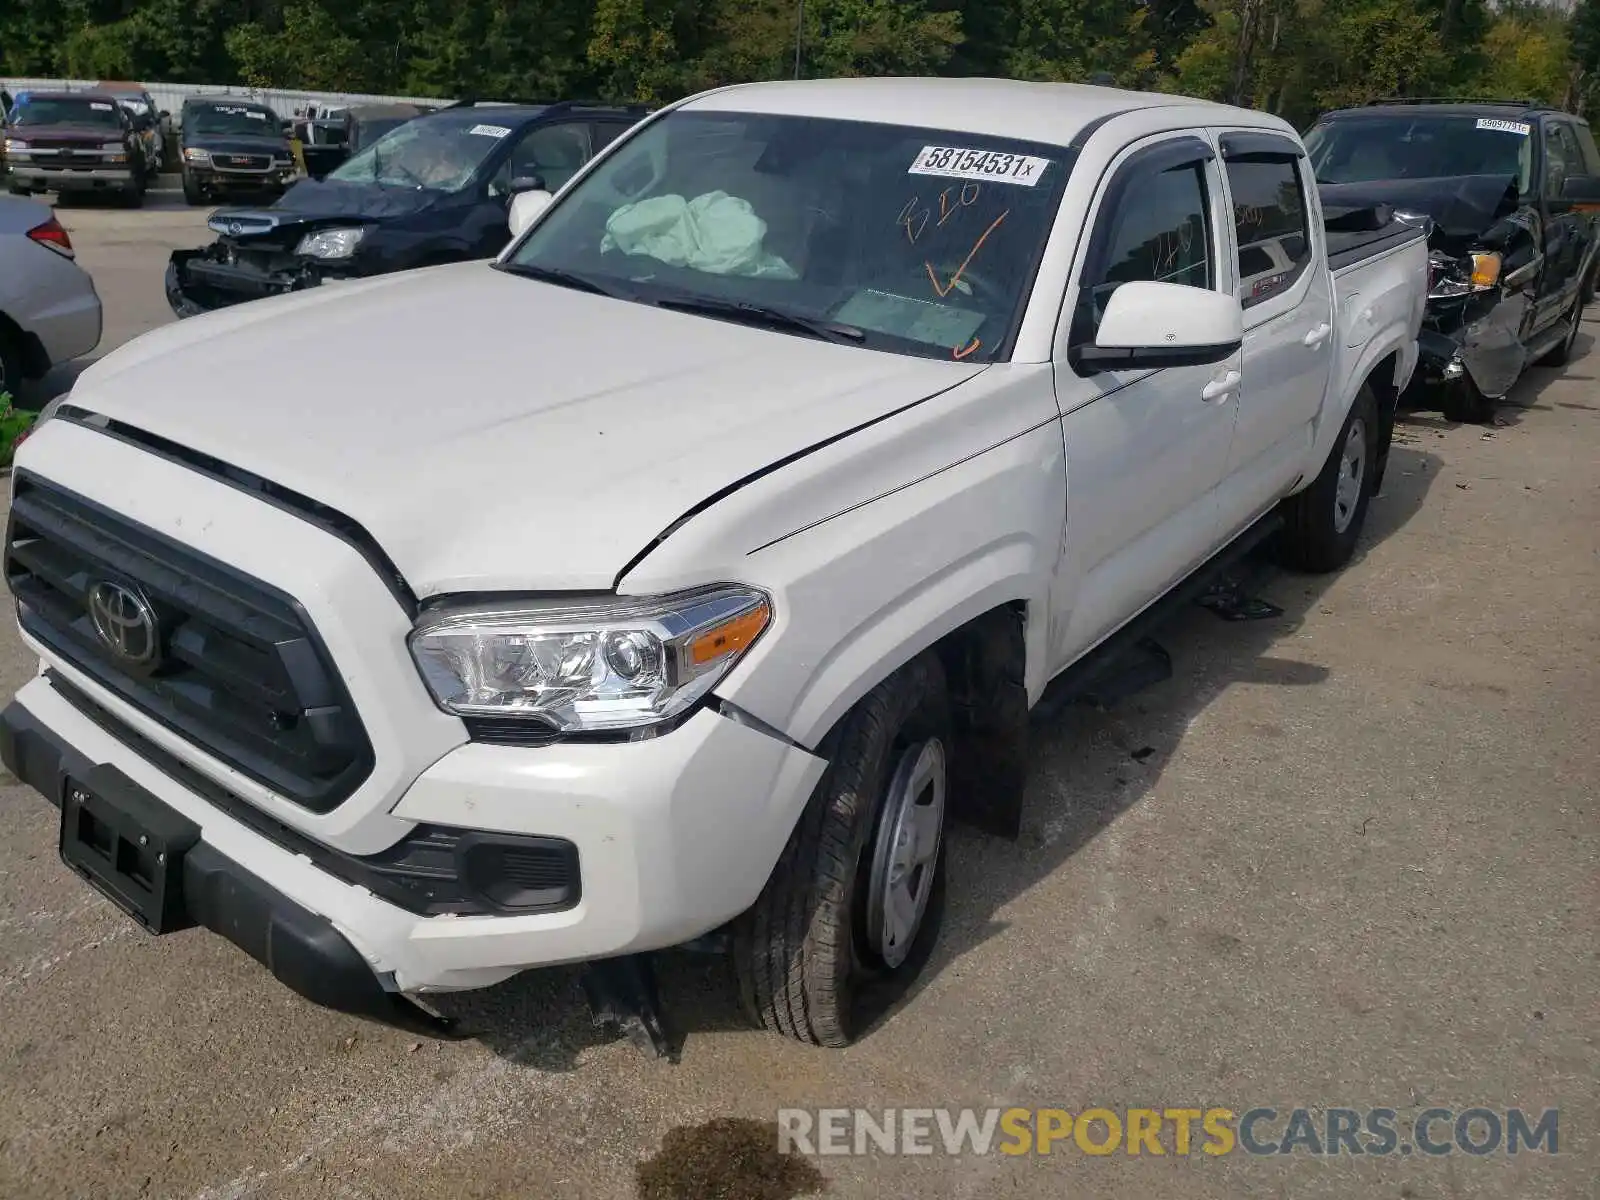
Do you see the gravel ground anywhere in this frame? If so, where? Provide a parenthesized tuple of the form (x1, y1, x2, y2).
(0, 198, 1595, 1200)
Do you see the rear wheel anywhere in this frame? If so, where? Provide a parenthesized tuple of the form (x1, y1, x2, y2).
(1276, 384, 1378, 573)
(731, 653, 950, 1047)
(0, 326, 26, 398)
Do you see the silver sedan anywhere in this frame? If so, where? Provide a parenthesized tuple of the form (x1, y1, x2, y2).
(0, 195, 102, 397)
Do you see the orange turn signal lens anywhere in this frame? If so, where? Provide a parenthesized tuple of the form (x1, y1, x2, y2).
(1470, 252, 1502, 289)
(687, 600, 770, 667)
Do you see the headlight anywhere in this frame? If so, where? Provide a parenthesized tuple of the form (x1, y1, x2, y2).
(295, 227, 366, 259)
(1468, 251, 1502, 289)
(409, 586, 772, 733)
(1428, 250, 1504, 300)
(183, 148, 211, 163)
(5, 138, 30, 152)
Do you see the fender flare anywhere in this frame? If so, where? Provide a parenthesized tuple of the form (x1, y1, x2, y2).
(1309, 326, 1413, 474)
(748, 536, 1050, 753)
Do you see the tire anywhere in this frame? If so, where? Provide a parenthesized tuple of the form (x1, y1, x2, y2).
(0, 325, 25, 398)
(731, 653, 951, 1047)
(1537, 293, 1583, 367)
(1440, 376, 1496, 424)
(1276, 384, 1379, 574)
(6, 184, 28, 197)
(181, 171, 204, 206)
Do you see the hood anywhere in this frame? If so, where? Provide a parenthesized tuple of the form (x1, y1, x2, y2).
(10, 124, 127, 145)
(68, 264, 982, 595)
(186, 133, 289, 155)
(208, 181, 443, 243)
(271, 177, 444, 221)
(1318, 175, 1517, 249)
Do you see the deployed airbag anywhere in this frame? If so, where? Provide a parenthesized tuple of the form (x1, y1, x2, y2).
(602, 191, 798, 279)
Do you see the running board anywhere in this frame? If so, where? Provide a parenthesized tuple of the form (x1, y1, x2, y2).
(1033, 512, 1284, 723)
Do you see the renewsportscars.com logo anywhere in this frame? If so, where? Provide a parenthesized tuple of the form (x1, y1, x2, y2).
(776, 1106, 1560, 1158)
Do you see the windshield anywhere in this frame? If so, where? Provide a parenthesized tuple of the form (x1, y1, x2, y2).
(188, 103, 278, 137)
(1306, 115, 1533, 192)
(507, 110, 1074, 363)
(351, 117, 413, 153)
(11, 98, 123, 130)
(328, 112, 512, 191)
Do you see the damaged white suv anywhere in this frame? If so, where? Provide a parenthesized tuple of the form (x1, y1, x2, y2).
(2, 78, 1426, 1050)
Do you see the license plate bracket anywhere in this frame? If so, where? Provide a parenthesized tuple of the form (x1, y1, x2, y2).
(60, 766, 200, 934)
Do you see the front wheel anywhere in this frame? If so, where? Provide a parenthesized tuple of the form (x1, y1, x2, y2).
(1276, 384, 1378, 573)
(731, 653, 950, 1047)
(181, 170, 204, 206)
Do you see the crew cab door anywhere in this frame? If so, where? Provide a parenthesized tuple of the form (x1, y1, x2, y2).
(1213, 131, 1333, 529)
(1048, 133, 1241, 668)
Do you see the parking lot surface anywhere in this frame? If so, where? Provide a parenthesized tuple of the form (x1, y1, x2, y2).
(0, 200, 1595, 1200)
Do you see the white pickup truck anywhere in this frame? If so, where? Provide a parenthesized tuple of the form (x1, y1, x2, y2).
(2, 79, 1427, 1051)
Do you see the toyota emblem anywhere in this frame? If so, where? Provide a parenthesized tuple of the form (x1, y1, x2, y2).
(87, 581, 161, 669)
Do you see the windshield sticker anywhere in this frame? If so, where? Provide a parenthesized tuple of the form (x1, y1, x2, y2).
(245, 110, 268, 120)
(90, 102, 114, 111)
(835, 289, 987, 350)
(909, 145, 1051, 187)
(1476, 118, 1532, 136)
(468, 123, 512, 138)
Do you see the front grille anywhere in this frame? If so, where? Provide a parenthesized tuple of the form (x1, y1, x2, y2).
(6, 475, 373, 812)
(215, 154, 271, 172)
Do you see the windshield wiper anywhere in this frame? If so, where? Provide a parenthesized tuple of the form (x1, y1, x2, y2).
(494, 261, 634, 300)
(651, 294, 865, 346)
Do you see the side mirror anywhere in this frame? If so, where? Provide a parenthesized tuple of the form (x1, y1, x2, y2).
(1561, 174, 1600, 208)
(281, 120, 295, 137)
(1073, 280, 1243, 372)
(507, 187, 555, 238)
(159, 109, 170, 120)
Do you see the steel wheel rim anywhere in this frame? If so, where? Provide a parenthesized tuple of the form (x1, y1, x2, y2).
(865, 738, 946, 969)
(1333, 418, 1366, 534)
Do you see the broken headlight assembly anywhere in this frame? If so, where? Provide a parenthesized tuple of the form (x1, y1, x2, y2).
(295, 227, 367, 259)
(1428, 250, 1501, 300)
(408, 586, 772, 734)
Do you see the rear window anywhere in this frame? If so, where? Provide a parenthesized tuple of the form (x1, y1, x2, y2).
(1226, 156, 1310, 307)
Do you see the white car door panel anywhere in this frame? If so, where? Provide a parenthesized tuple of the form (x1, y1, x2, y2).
(1047, 134, 1242, 672)
(1215, 132, 1334, 534)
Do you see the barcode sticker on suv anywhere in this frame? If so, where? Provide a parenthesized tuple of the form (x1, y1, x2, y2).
(90, 102, 113, 111)
(908, 145, 1052, 186)
(1477, 118, 1532, 136)
(468, 124, 512, 138)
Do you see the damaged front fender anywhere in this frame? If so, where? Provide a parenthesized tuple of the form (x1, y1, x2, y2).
(1420, 285, 1534, 399)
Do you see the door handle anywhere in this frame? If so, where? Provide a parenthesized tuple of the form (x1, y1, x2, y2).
(1201, 370, 1241, 402)
(1303, 322, 1332, 348)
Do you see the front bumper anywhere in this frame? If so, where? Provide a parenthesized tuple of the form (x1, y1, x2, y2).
(1, 696, 406, 1025)
(4, 668, 824, 998)
(166, 250, 344, 317)
(8, 166, 137, 192)
(186, 164, 295, 192)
